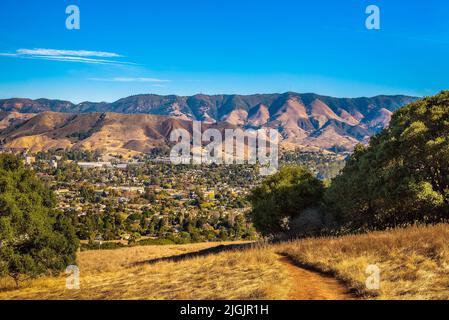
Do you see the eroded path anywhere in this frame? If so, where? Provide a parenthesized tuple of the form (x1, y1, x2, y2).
(277, 255, 357, 300)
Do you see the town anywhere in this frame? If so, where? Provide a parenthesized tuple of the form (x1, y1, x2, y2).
(0, 146, 345, 249)
(0, 147, 260, 248)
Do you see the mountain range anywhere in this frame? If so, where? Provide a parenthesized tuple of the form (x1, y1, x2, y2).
(0, 93, 418, 155)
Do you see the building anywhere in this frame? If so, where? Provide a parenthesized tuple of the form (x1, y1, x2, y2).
(0, 147, 28, 156)
(25, 156, 36, 165)
(110, 186, 145, 194)
(51, 160, 58, 169)
(78, 162, 113, 169)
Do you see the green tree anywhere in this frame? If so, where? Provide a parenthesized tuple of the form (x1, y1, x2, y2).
(0, 154, 79, 286)
(249, 165, 325, 236)
(325, 91, 449, 232)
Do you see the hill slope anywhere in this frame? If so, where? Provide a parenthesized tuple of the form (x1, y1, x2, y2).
(0, 112, 200, 154)
(1, 224, 448, 300)
(0, 93, 417, 153)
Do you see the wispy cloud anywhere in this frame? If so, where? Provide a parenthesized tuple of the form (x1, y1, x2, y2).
(89, 77, 169, 83)
(17, 48, 123, 57)
(0, 48, 132, 65)
(0, 53, 19, 57)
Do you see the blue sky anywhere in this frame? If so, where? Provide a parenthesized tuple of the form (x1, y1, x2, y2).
(0, 0, 448, 103)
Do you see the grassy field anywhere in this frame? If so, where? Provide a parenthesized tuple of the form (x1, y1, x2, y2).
(0, 241, 290, 300)
(1, 225, 449, 300)
(277, 224, 449, 300)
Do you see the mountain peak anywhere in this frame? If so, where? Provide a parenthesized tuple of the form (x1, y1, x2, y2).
(0, 93, 419, 154)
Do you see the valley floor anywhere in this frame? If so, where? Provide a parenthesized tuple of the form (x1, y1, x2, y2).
(1, 224, 448, 300)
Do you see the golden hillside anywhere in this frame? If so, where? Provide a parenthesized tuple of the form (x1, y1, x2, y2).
(0, 112, 192, 155)
(1, 224, 448, 300)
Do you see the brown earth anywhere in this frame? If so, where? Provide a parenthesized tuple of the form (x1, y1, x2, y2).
(278, 255, 356, 300)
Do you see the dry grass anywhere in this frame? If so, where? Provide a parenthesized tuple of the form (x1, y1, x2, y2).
(0, 241, 290, 300)
(2, 225, 448, 300)
(276, 224, 449, 300)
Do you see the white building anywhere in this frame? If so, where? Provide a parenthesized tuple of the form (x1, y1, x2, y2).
(78, 162, 112, 169)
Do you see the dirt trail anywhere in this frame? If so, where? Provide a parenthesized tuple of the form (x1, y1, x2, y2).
(278, 255, 357, 300)
(136, 242, 357, 300)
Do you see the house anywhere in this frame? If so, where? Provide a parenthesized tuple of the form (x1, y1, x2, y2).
(55, 189, 70, 195)
(25, 156, 36, 165)
(204, 190, 215, 200)
(118, 197, 130, 204)
(51, 160, 58, 169)
(0, 147, 28, 155)
(120, 234, 131, 240)
(110, 186, 144, 194)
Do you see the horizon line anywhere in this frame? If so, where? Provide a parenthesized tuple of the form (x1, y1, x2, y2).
(0, 91, 423, 105)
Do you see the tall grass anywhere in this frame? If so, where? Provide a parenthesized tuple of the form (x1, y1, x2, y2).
(2, 225, 448, 300)
(277, 224, 449, 300)
(0, 241, 290, 300)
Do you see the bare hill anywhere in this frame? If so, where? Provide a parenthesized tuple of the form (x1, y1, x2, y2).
(0, 92, 418, 154)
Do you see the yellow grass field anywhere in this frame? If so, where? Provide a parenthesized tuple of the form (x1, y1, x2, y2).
(277, 224, 449, 300)
(0, 241, 291, 300)
(1, 224, 449, 300)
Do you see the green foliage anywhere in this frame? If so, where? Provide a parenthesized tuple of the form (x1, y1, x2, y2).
(81, 241, 125, 251)
(0, 154, 78, 285)
(36, 149, 101, 162)
(135, 237, 176, 246)
(249, 165, 325, 236)
(281, 151, 346, 180)
(325, 91, 449, 232)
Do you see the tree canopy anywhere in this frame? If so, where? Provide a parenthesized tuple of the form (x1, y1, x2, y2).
(250, 92, 449, 237)
(249, 165, 325, 236)
(0, 154, 78, 286)
(325, 91, 449, 231)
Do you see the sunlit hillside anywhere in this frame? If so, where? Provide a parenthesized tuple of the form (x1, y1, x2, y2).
(2, 224, 449, 300)
(0, 241, 290, 300)
(277, 224, 449, 300)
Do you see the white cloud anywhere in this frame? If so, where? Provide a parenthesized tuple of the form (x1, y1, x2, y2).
(0, 48, 130, 65)
(17, 48, 123, 58)
(0, 53, 19, 57)
(89, 77, 169, 82)
(29, 55, 134, 65)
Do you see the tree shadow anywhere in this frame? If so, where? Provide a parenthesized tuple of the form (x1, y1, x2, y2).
(134, 242, 256, 266)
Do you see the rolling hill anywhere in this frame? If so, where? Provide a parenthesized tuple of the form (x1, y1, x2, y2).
(0, 112, 199, 155)
(0, 93, 417, 154)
